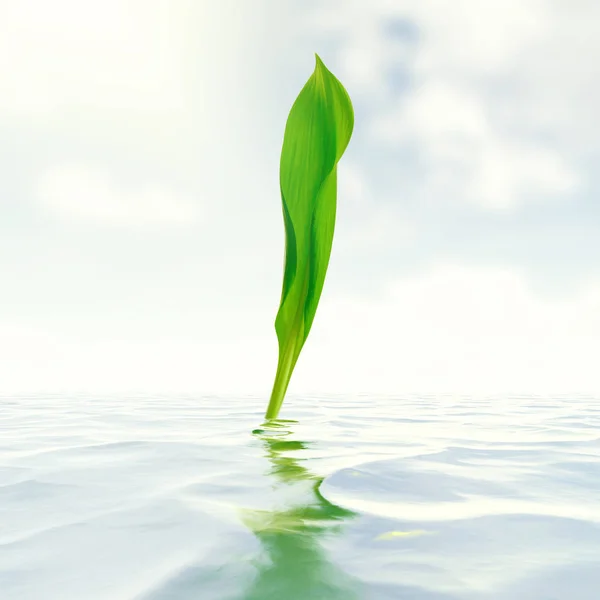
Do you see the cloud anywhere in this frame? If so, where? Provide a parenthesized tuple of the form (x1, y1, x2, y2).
(304, 0, 595, 210)
(0, 323, 275, 394)
(2, 263, 598, 395)
(0, 302, 279, 394)
(0, 0, 187, 116)
(35, 164, 199, 227)
(304, 0, 414, 96)
(0, 0, 268, 120)
(372, 80, 579, 210)
(298, 263, 600, 394)
(337, 161, 370, 208)
(335, 161, 416, 253)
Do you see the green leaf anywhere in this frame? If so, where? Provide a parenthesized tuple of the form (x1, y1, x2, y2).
(265, 54, 354, 420)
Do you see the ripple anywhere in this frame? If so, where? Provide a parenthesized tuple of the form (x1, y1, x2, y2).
(321, 447, 600, 523)
(1, 393, 599, 599)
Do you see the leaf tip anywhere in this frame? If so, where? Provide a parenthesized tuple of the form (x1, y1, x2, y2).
(314, 52, 326, 71)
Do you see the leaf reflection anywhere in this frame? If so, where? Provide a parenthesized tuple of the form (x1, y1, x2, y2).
(239, 419, 361, 599)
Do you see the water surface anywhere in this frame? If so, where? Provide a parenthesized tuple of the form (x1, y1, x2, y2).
(1, 394, 599, 599)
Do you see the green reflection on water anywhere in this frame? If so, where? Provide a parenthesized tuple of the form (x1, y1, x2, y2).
(239, 419, 361, 600)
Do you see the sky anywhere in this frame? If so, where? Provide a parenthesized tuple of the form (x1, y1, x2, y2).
(1, 0, 599, 395)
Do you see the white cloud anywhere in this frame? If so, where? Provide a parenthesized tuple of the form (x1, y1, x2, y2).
(298, 263, 600, 394)
(337, 161, 369, 208)
(373, 80, 579, 210)
(35, 164, 199, 227)
(0, 324, 275, 394)
(336, 206, 415, 252)
(3, 264, 598, 395)
(305, 0, 594, 210)
(305, 0, 414, 95)
(467, 140, 578, 210)
(0, 0, 186, 116)
(336, 161, 416, 250)
(0, 0, 266, 120)
(406, 0, 549, 75)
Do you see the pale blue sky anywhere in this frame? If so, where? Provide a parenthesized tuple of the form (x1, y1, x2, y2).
(1, 0, 599, 394)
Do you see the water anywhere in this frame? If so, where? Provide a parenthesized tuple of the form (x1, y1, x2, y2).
(1, 394, 599, 599)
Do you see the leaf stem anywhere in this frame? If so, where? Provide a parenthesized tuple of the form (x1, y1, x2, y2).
(266, 338, 297, 420)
